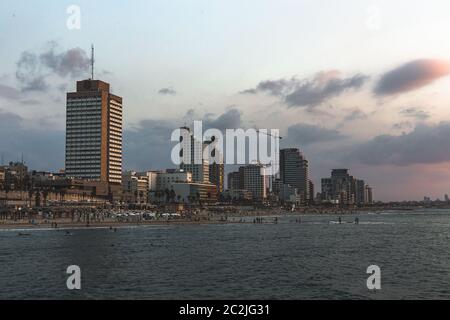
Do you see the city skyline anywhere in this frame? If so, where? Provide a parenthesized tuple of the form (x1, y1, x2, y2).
(2, 1, 450, 201)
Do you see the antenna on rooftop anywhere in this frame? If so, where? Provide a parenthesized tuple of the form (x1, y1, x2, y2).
(91, 44, 95, 80)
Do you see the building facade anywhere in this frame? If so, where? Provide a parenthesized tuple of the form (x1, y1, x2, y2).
(242, 164, 267, 200)
(156, 170, 192, 191)
(66, 79, 122, 185)
(321, 169, 373, 205)
(280, 148, 309, 201)
(178, 127, 210, 183)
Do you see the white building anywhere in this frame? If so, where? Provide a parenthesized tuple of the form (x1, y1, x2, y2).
(156, 170, 192, 191)
(137, 171, 159, 192)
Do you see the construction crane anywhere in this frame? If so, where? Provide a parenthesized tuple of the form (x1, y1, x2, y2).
(256, 129, 283, 140)
(256, 129, 282, 180)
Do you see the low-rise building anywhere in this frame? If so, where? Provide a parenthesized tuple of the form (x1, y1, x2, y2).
(156, 170, 192, 191)
(222, 189, 253, 202)
(171, 182, 218, 203)
(122, 171, 149, 203)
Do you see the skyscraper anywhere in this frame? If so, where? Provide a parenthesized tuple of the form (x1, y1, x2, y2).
(242, 164, 267, 200)
(356, 180, 366, 204)
(321, 169, 373, 205)
(280, 148, 309, 201)
(209, 163, 224, 194)
(65, 79, 123, 185)
(227, 171, 243, 191)
(179, 126, 210, 183)
(205, 137, 224, 194)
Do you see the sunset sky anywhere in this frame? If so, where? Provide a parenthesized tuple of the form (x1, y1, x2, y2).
(1, 0, 450, 201)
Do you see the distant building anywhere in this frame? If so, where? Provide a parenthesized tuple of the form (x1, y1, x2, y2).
(356, 180, 366, 204)
(0, 162, 29, 191)
(222, 189, 253, 202)
(137, 171, 159, 192)
(0, 168, 5, 190)
(178, 127, 210, 183)
(209, 163, 224, 195)
(280, 148, 309, 202)
(241, 164, 267, 200)
(308, 180, 315, 203)
(227, 171, 243, 191)
(122, 171, 149, 203)
(365, 185, 373, 204)
(279, 184, 301, 205)
(66, 79, 123, 185)
(321, 178, 333, 201)
(203, 138, 225, 195)
(156, 170, 192, 191)
(171, 182, 218, 203)
(321, 169, 373, 205)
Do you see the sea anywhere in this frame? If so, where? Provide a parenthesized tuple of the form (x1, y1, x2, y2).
(1, 209, 450, 300)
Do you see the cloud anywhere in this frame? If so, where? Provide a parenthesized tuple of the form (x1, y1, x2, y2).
(240, 78, 294, 96)
(348, 122, 450, 166)
(374, 59, 450, 96)
(284, 123, 346, 146)
(203, 108, 243, 131)
(241, 71, 368, 108)
(158, 87, 177, 96)
(15, 42, 91, 92)
(392, 121, 413, 130)
(0, 110, 64, 170)
(0, 84, 20, 100)
(342, 108, 368, 122)
(399, 107, 430, 120)
(285, 72, 368, 108)
(40, 45, 91, 77)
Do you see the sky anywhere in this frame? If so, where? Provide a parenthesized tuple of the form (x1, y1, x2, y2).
(1, 0, 450, 201)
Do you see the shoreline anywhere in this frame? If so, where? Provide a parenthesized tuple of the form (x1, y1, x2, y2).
(0, 219, 234, 231)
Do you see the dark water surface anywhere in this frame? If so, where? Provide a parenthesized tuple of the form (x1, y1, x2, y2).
(1, 210, 450, 299)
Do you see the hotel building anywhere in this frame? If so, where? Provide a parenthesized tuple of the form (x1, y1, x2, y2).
(65, 79, 123, 185)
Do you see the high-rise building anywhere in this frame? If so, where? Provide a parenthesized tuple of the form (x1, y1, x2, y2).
(356, 180, 366, 204)
(227, 171, 243, 191)
(365, 185, 373, 204)
(280, 148, 309, 201)
(330, 169, 352, 205)
(241, 164, 267, 200)
(179, 127, 209, 183)
(205, 138, 224, 194)
(321, 169, 373, 205)
(66, 79, 122, 185)
(209, 163, 224, 194)
(321, 178, 333, 201)
(308, 180, 315, 203)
